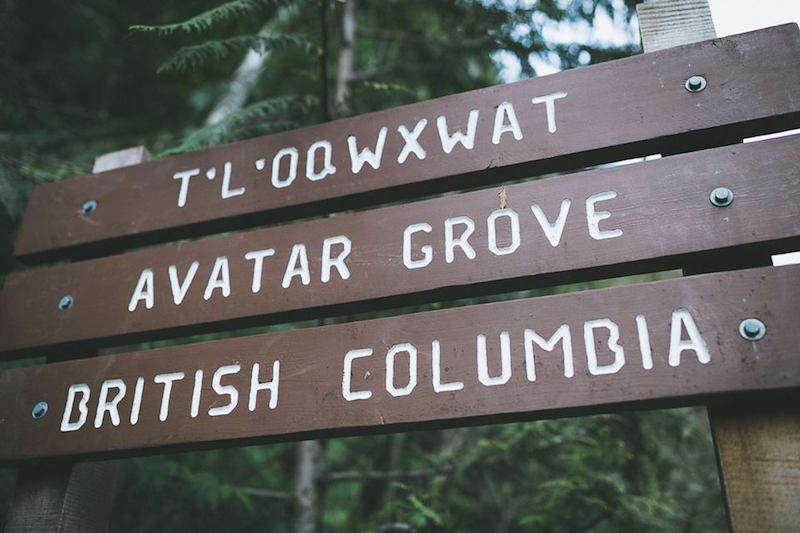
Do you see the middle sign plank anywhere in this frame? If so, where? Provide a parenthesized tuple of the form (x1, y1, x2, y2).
(1, 136, 800, 356)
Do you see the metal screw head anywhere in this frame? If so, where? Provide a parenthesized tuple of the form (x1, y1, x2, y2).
(58, 295, 74, 311)
(739, 318, 766, 341)
(709, 187, 734, 207)
(685, 75, 707, 92)
(32, 401, 49, 420)
(82, 199, 97, 214)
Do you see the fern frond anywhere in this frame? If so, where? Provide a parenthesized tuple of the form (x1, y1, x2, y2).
(360, 81, 416, 97)
(0, 161, 26, 222)
(130, 0, 274, 35)
(226, 95, 315, 126)
(157, 34, 316, 73)
(162, 95, 316, 155)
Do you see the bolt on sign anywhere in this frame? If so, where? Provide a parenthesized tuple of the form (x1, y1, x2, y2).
(1, 25, 800, 463)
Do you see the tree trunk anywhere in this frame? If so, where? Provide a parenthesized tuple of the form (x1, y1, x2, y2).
(205, 5, 297, 126)
(293, 440, 325, 533)
(335, 0, 356, 110)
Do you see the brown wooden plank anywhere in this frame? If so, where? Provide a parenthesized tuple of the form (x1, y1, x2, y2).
(1, 265, 798, 462)
(2, 135, 800, 357)
(14, 24, 800, 263)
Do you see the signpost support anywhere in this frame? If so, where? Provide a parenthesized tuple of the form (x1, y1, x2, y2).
(637, 0, 716, 52)
(708, 392, 800, 532)
(3, 147, 151, 533)
(638, 1, 800, 530)
(4, 461, 119, 533)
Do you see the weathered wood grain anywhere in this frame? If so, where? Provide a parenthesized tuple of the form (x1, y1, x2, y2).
(2, 136, 800, 357)
(0, 265, 798, 462)
(637, 0, 717, 53)
(3, 460, 119, 533)
(709, 393, 800, 533)
(13, 25, 800, 263)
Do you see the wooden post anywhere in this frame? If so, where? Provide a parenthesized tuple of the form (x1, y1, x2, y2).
(4, 461, 119, 533)
(638, 2, 800, 531)
(3, 146, 151, 533)
(636, 0, 716, 53)
(709, 391, 800, 532)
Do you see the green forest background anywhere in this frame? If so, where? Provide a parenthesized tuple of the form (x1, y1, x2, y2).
(0, 0, 727, 531)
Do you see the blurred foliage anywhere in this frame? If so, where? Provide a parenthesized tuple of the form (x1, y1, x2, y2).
(156, 34, 317, 74)
(99, 407, 726, 532)
(129, 0, 284, 35)
(0, 0, 726, 531)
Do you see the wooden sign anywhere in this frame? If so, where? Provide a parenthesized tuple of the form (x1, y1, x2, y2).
(1, 265, 797, 462)
(2, 136, 799, 356)
(14, 25, 800, 262)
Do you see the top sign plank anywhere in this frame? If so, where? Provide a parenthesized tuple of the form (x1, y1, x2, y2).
(14, 24, 800, 263)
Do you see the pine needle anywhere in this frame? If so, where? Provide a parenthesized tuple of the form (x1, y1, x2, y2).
(130, 0, 280, 35)
(157, 34, 316, 73)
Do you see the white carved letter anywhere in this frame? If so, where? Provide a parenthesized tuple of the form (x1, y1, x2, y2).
(586, 191, 622, 240)
(668, 309, 710, 367)
(488, 208, 520, 256)
(249, 360, 280, 411)
(94, 379, 126, 428)
(445, 216, 476, 263)
(386, 343, 417, 397)
(348, 127, 388, 173)
(169, 261, 199, 305)
(130, 377, 144, 425)
(583, 319, 625, 375)
(397, 119, 427, 163)
(322, 235, 351, 283)
(154, 372, 185, 422)
(204, 256, 231, 300)
(524, 325, 573, 381)
(208, 364, 240, 417)
(403, 222, 433, 269)
(531, 91, 567, 133)
(245, 248, 276, 293)
(492, 102, 523, 144)
(271, 147, 299, 189)
(60, 384, 90, 432)
(173, 168, 200, 208)
(437, 110, 479, 154)
(282, 244, 311, 288)
(477, 332, 512, 386)
(531, 199, 571, 247)
(306, 140, 337, 181)
(636, 315, 654, 370)
(342, 348, 373, 401)
(220, 161, 245, 199)
(432, 339, 463, 393)
(128, 268, 154, 312)
(191, 369, 203, 418)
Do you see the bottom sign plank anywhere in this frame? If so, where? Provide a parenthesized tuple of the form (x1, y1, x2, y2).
(1, 265, 799, 462)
